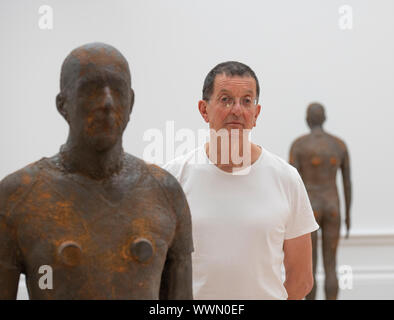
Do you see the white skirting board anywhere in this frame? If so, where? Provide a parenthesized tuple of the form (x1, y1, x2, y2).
(16, 230, 394, 300)
(315, 230, 394, 300)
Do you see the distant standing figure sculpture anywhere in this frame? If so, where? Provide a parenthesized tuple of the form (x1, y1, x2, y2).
(289, 103, 352, 300)
(0, 43, 193, 299)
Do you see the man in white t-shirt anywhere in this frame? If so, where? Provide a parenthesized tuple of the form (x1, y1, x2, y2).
(164, 61, 319, 300)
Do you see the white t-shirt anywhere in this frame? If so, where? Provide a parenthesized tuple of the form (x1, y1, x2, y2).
(163, 145, 319, 300)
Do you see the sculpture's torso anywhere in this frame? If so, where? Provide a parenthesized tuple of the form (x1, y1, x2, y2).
(9, 154, 177, 299)
(291, 132, 346, 216)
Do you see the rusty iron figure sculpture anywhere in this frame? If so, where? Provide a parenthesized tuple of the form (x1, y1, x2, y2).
(289, 103, 352, 300)
(0, 43, 193, 299)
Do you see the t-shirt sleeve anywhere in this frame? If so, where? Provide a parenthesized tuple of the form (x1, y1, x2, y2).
(284, 168, 320, 240)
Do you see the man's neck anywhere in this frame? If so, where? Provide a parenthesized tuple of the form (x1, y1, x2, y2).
(59, 139, 124, 180)
(205, 138, 261, 173)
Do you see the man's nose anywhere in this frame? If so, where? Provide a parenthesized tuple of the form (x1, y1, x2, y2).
(231, 99, 242, 116)
(103, 87, 114, 110)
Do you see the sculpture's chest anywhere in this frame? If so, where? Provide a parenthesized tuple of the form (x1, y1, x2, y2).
(14, 172, 176, 277)
(303, 138, 342, 169)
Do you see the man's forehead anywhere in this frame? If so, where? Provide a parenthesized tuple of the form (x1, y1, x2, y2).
(213, 74, 256, 95)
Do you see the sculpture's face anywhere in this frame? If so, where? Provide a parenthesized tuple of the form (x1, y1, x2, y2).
(306, 104, 325, 128)
(65, 51, 133, 151)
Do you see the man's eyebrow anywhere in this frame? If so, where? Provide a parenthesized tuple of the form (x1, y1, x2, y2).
(216, 89, 231, 95)
(216, 89, 255, 96)
(237, 89, 255, 96)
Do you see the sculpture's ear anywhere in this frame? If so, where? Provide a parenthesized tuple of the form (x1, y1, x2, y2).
(56, 93, 69, 123)
(306, 114, 312, 128)
(129, 88, 135, 115)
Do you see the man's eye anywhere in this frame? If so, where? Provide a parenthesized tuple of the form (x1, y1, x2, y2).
(243, 97, 253, 106)
(221, 96, 229, 102)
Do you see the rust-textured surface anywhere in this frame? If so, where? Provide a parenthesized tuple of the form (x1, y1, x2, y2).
(0, 43, 193, 300)
(289, 103, 352, 300)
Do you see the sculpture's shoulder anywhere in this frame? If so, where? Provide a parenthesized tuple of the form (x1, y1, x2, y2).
(291, 133, 310, 147)
(326, 132, 348, 153)
(123, 153, 183, 199)
(146, 163, 185, 201)
(290, 133, 310, 151)
(0, 158, 49, 216)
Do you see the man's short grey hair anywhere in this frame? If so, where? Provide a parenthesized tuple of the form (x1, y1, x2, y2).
(202, 61, 260, 103)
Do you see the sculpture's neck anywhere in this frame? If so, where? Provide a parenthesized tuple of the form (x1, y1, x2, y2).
(310, 126, 325, 134)
(59, 139, 124, 180)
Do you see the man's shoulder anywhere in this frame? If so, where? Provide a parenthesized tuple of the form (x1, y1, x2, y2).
(262, 147, 299, 178)
(162, 147, 202, 179)
(164, 147, 202, 167)
(261, 148, 307, 199)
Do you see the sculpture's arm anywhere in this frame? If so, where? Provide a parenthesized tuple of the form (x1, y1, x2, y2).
(159, 182, 193, 300)
(0, 176, 23, 299)
(159, 250, 193, 300)
(289, 142, 301, 171)
(147, 164, 193, 300)
(341, 145, 352, 238)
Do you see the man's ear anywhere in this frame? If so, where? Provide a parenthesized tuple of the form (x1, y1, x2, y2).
(56, 93, 69, 123)
(198, 100, 209, 123)
(254, 104, 262, 127)
(129, 88, 135, 115)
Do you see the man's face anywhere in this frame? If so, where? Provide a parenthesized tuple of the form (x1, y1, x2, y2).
(64, 54, 133, 151)
(200, 74, 261, 133)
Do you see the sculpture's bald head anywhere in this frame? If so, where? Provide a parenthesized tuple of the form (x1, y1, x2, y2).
(60, 42, 131, 95)
(57, 43, 134, 152)
(306, 102, 326, 128)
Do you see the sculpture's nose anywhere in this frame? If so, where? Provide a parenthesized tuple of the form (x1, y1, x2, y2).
(103, 86, 114, 111)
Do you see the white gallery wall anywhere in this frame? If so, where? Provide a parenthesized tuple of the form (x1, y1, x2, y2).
(1, 0, 394, 299)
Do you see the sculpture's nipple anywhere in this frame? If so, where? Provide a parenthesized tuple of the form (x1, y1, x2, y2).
(130, 238, 153, 263)
(58, 241, 82, 267)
